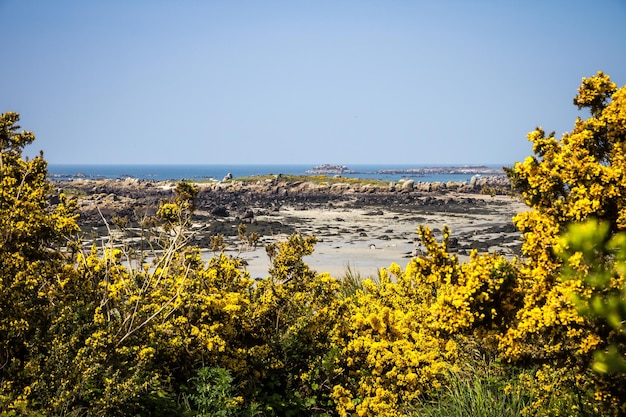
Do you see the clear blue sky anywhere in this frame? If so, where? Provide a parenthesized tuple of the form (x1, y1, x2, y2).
(2, 1, 625, 165)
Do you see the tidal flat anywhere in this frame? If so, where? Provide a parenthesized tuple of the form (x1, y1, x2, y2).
(56, 176, 526, 278)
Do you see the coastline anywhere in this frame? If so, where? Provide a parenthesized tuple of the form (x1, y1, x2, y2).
(57, 176, 524, 278)
(48, 163, 511, 183)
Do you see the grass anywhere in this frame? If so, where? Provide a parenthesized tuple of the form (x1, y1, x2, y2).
(56, 187, 88, 197)
(338, 263, 382, 297)
(338, 264, 365, 297)
(412, 361, 531, 417)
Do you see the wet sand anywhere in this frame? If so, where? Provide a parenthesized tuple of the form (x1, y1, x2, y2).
(213, 194, 527, 278)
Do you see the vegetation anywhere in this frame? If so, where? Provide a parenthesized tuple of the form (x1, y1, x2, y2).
(1, 71, 625, 416)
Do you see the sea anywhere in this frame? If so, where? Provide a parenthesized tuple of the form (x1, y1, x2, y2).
(47, 164, 508, 184)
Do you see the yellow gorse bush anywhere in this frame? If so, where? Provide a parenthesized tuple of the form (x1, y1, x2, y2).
(328, 226, 519, 416)
(0, 111, 81, 413)
(502, 71, 626, 414)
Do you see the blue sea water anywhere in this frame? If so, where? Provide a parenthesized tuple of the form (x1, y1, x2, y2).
(47, 164, 507, 183)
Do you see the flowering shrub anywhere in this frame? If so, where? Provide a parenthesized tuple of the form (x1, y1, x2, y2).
(501, 71, 626, 414)
(329, 226, 519, 417)
(0, 111, 80, 413)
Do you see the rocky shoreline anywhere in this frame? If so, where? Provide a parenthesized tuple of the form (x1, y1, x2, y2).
(55, 175, 525, 277)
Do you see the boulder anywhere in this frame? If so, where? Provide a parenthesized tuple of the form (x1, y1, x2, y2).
(211, 206, 229, 217)
(402, 179, 415, 192)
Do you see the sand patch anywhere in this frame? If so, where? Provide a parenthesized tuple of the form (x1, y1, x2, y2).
(225, 194, 528, 279)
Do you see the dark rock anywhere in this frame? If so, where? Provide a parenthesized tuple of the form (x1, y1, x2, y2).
(211, 206, 229, 217)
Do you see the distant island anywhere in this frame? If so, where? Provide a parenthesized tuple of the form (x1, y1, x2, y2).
(305, 164, 356, 174)
(306, 164, 504, 176)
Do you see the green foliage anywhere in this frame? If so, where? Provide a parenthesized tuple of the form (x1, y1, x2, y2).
(185, 366, 260, 417)
(337, 264, 370, 297)
(559, 220, 626, 375)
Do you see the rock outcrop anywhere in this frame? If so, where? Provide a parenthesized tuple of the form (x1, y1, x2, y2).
(54, 175, 512, 235)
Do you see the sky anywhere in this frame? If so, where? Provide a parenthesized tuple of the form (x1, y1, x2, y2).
(1, 1, 625, 165)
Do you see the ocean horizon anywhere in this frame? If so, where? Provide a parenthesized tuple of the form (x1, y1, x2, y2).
(47, 163, 509, 183)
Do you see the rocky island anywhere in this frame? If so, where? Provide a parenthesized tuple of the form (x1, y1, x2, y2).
(375, 165, 505, 176)
(305, 164, 506, 177)
(305, 164, 355, 175)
